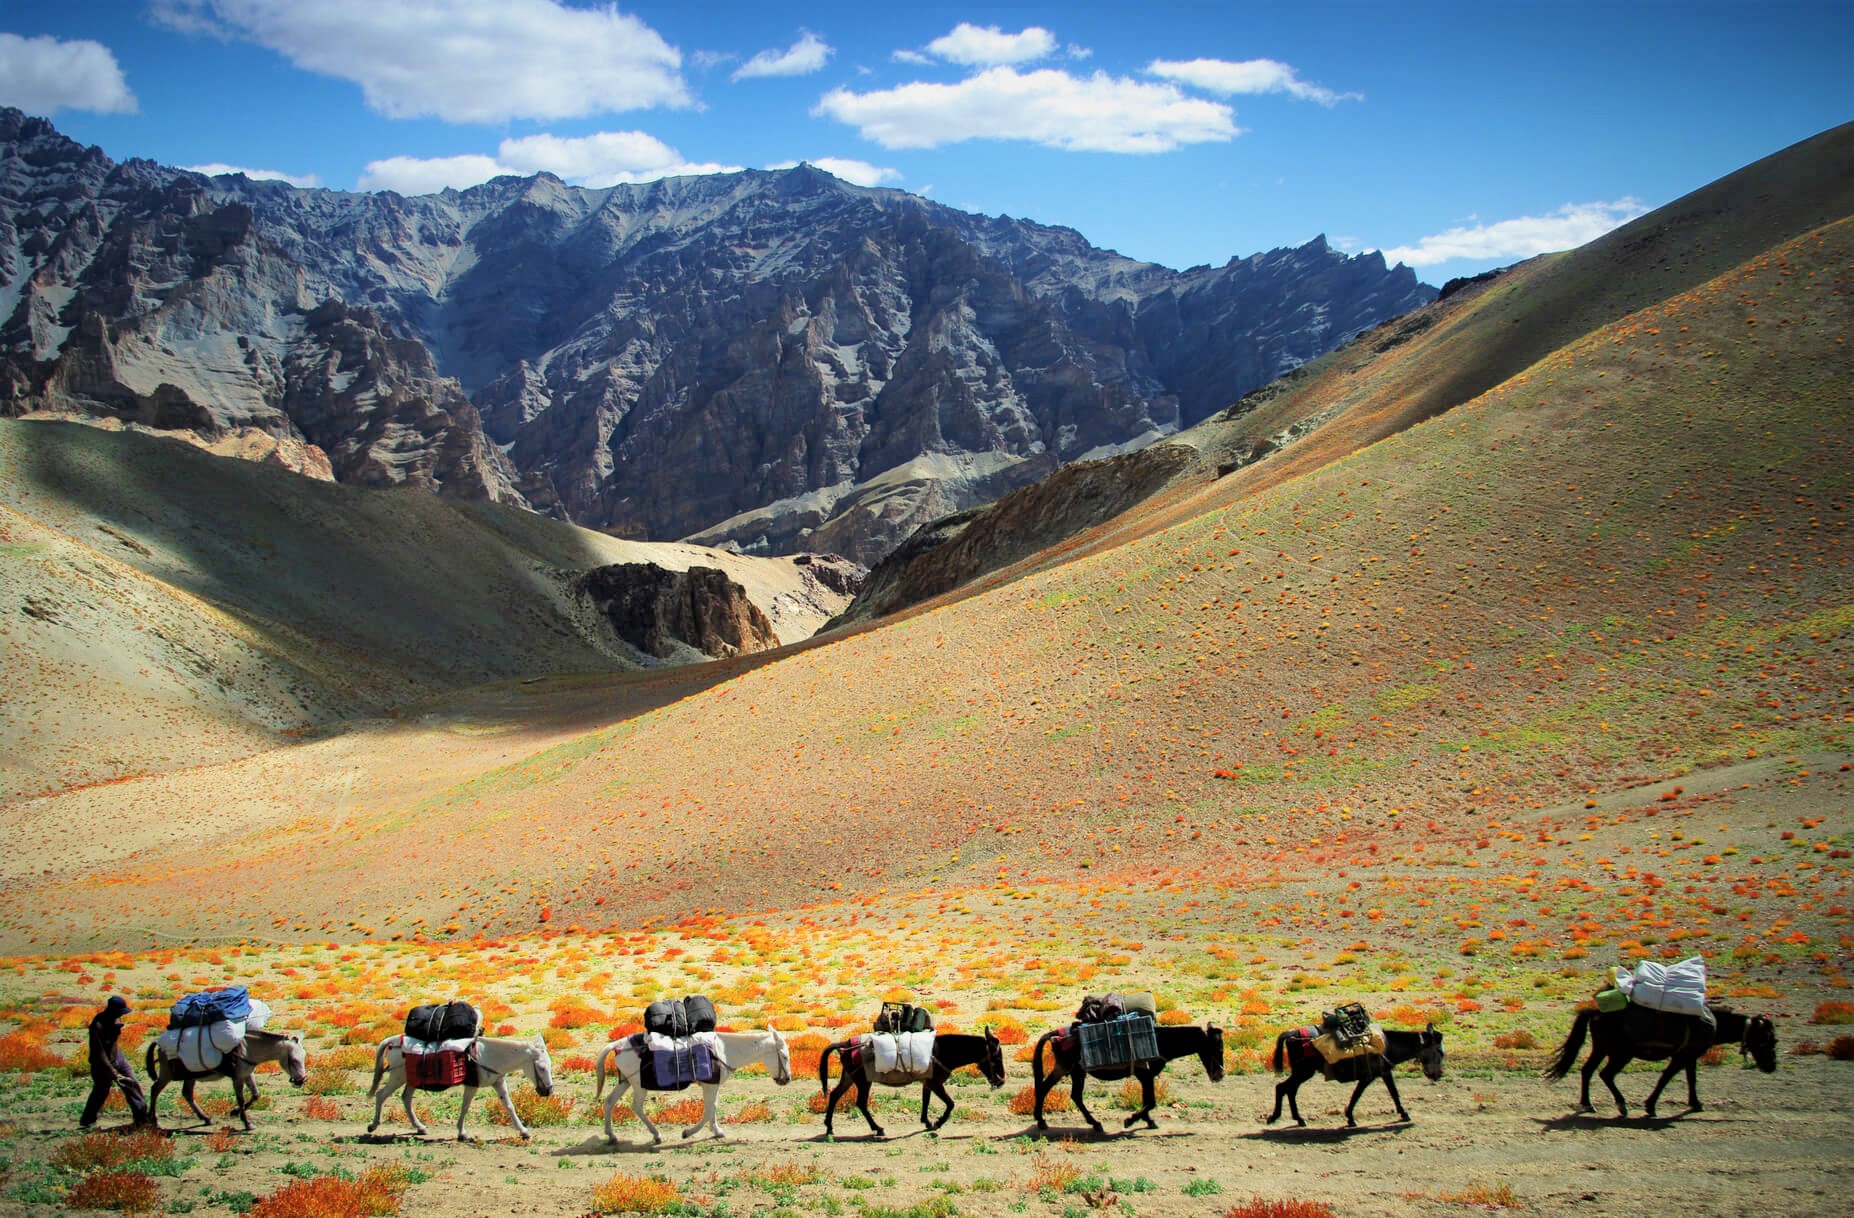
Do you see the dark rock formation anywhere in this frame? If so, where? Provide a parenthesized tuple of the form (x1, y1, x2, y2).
(578, 563, 779, 659)
(827, 440, 1196, 629)
(1, 108, 1434, 563)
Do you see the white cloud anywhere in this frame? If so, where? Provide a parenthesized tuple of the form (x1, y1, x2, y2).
(151, 0, 686, 122)
(1065, 44, 1093, 61)
(927, 23, 1056, 66)
(358, 154, 510, 194)
(732, 31, 832, 80)
(184, 162, 322, 187)
(1146, 57, 1359, 106)
(891, 49, 931, 66)
(815, 67, 1236, 154)
(1375, 198, 1651, 268)
(0, 33, 136, 115)
(765, 158, 901, 188)
(358, 131, 742, 194)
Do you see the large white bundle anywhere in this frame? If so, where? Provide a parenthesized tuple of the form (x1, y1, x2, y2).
(692, 1030, 722, 1066)
(644, 1031, 679, 1055)
(244, 998, 272, 1031)
(403, 1036, 474, 1056)
(1615, 957, 1708, 1017)
(866, 1031, 935, 1077)
(158, 1020, 245, 1073)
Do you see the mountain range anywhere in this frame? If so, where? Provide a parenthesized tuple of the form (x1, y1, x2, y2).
(0, 107, 1432, 565)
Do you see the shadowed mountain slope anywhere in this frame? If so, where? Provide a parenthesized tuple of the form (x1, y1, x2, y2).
(0, 420, 853, 801)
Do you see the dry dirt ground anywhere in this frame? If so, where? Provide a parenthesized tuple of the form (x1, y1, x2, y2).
(0, 1049, 1849, 1217)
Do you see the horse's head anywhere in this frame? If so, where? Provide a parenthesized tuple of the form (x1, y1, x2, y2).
(1201, 1024, 1227, 1082)
(771, 1029, 793, 1086)
(530, 1036, 555, 1098)
(1418, 1024, 1446, 1081)
(1745, 1015, 1778, 1074)
(284, 1034, 308, 1087)
(980, 1027, 1006, 1088)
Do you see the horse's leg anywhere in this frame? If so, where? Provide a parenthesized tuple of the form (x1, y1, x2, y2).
(1598, 1053, 1631, 1118)
(1070, 1073, 1104, 1135)
(681, 1083, 719, 1140)
(1577, 1049, 1600, 1113)
(1642, 1056, 1685, 1118)
(234, 1067, 255, 1131)
(601, 1080, 624, 1144)
(853, 1078, 884, 1138)
(488, 1077, 530, 1140)
(145, 1075, 168, 1132)
(1032, 1060, 1065, 1132)
(823, 1069, 856, 1138)
(1382, 1068, 1410, 1123)
(1343, 1075, 1373, 1127)
(1121, 1069, 1157, 1131)
(402, 1081, 429, 1137)
(918, 1081, 932, 1129)
(925, 1078, 955, 1132)
(367, 1074, 391, 1134)
(1685, 1059, 1702, 1112)
(634, 1087, 662, 1145)
(455, 1085, 476, 1142)
(180, 1078, 211, 1126)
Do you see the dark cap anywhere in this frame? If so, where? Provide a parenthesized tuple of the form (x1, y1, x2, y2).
(104, 995, 131, 1016)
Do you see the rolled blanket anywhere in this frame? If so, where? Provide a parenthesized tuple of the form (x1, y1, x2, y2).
(158, 1020, 245, 1073)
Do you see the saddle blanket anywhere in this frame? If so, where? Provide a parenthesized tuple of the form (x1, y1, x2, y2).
(631, 1032, 720, 1090)
(1615, 957, 1712, 1023)
(864, 1031, 935, 1079)
(157, 1021, 244, 1073)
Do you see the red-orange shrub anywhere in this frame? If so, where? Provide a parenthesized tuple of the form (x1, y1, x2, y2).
(1812, 1001, 1854, 1025)
(65, 1169, 159, 1213)
(249, 1164, 410, 1218)
(1827, 1036, 1854, 1062)
(1224, 1200, 1338, 1218)
(1007, 1084, 1069, 1115)
(588, 1172, 678, 1214)
(0, 1031, 62, 1071)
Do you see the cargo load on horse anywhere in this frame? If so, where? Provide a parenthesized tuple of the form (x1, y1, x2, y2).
(631, 996, 723, 1091)
(1612, 956, 1714, 1027)
(1305, 1002, 1386, 1063)
(400, 1001, 481, 1091)
(1066, 992, 1160, 1070)
(156, 987, 273, 1073)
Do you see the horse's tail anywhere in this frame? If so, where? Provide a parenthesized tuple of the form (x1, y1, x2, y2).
(1543, 1009, 1594, 1081)
(1271, 1031, 1290, 1074)
(144, 1040, 159, 1081)
(1031, 1029, 1056, 1092)
(818, 1041, 839, 1096)
(366, 1038, 390, 1097)
(594, 1044, 614, 1100)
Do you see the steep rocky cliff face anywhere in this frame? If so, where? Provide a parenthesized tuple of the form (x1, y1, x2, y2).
(578, 563, 779, 660)
(1, 109, 1433, 564)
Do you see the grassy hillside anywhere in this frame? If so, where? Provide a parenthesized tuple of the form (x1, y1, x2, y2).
(4, 182, 1846, 951)
(0, 420, 847, 801)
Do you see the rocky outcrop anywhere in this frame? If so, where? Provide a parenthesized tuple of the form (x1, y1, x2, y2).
(828, 440, 1196, 628)
(578, 563, 779, 660)
(1, 108, 1434, 564)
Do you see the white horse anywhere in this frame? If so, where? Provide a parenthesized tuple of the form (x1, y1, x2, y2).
(594, 1029, 791, 1144)
(366, 1035, 555, 1141)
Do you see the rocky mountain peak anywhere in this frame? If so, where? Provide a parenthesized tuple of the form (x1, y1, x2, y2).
(0, 109, 1435, 565)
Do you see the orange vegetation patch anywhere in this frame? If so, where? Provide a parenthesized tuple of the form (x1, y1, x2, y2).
(51, 1129, 175, 1173)
(65, 1169, 160, 1214)
(588, 1172, 679, 1215)
(248, 1164, 412, 1218)
(1224, 1201, 1338, 1218)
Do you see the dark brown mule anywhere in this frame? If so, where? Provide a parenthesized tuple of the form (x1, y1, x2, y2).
(1267, 1025, 1444, 1127)
(1543, 1004, 1776, 1117)
(818, 1030, 1005, 1137)
(145, 1029, 308, 1130)
(1030, 1023, 1224, 1133)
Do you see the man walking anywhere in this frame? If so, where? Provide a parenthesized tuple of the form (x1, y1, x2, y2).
(81, 995, 150, 1128)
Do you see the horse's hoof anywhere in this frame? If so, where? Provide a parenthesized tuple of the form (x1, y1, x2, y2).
(680, 1129, 695, 1140)
(1295, 1120, 1307, 1128)
(1690, 1103, 1703, 1113)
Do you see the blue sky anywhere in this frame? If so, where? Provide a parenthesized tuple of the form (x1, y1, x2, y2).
(3, 1, 1848, 284)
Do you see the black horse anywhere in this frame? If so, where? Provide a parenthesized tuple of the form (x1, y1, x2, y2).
(1030, 1023, 1225, 1133)
(1267, 1024, 1444, 1127)
(1543, 1004, 1776, 1117)
(818, 1030, 1006, 1138)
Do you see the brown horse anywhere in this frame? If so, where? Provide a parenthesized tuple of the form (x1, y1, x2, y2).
(145, 1029, 307, 1131)
(817, 1030, 1006, 1138)
(1267, 1024, 1444, 1127)
(1543, 1004, 1776, 1117)
(1030, 1023, 1225, 1133)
